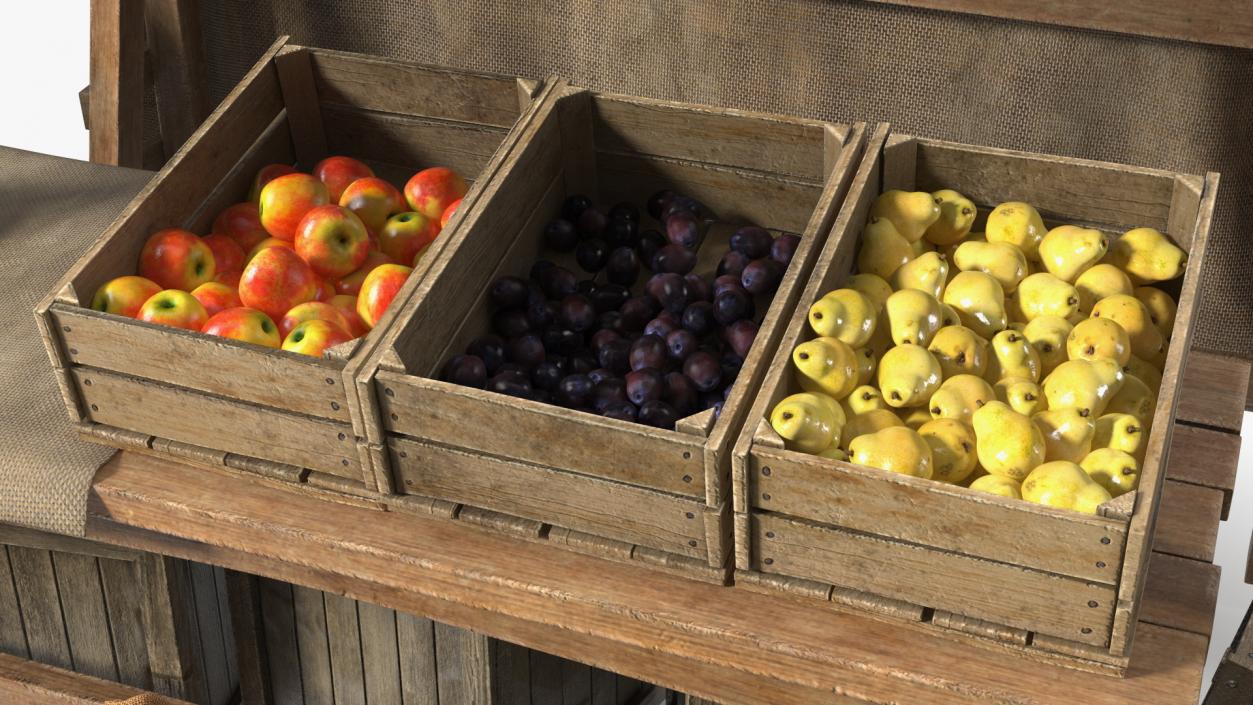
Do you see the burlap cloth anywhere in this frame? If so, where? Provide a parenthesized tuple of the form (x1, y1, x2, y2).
(0, 146, 151, 535)
(200, 0, 1253, 361)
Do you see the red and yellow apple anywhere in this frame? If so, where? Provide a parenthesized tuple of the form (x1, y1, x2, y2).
(357, 263, 411, 329)
(138, 290, 208, 331)
(293, 205, 371, 280)
(377, 211, 437, 265)
(246, 237, 295, 263)
(201, 307, 281, 348)
(249, 164, 297, 204)
(313, 275, 336, 302)
(404, 167, 467, 221)
(313, 156, 374, 204)
(440, 197, 462, 229)
(190, 281, 242, 318)
(279, 301, 351, 338)
(282, 319, 353, 357)
(238, 246, 319, 322)
(258, 173, 329, 241)
(91, 275, 162, 318)
(212, 202, 269, 252)
(330, 294, 369, 337)
(339, 177, 404, 233)
(335, 248, 395, 296)
(202, 233, 245, 283)
(139, 228, 216, 290)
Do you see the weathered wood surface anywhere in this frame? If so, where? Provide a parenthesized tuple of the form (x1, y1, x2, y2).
(145, 0, 208, 159)
(88, 0, 144, 167)
(86, 451, 1220, 705)
(0, 652, 194, 705)
(1177, 352, 1251, 432)
(1204, 600, 1253, 704)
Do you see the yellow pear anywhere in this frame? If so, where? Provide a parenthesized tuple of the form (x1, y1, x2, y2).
(841, 409, 904, 451)
(857, 217, 914, 279)
(870, 190, 941, 242)
(969, 475, 1022, 499)
(1133, 286, 1177, 336)
(845, 273, 894, 311)
(1021, 461, 1111, 515)
(985, 329, 1041, 382)
(1022, 316, 1073, 377)
(1093, 413, 1147, 463)
(1105, 227, 1187, 284)
(925, 189, 977, 245)
(995, 376, 1047, 416)
(1105, 374, 1156, 422)
(972, 401, 1045, 481)
(878, 344, 943, 408)
(952, 240, 1028, 293)
(1032, 408, 1095, 463)
(1091, 294, 1165, 360)
(864, 309, 894, 360)
(1066, 317, 1131, 366)
(928, 374, 995, 425)
(891, 252, 949, 300)
(938, 303, 961, 327)
(1080, 448, 1140, 497)
(943, 231, 985, 263)
(808, 288, 877, 347)
(849, 426, 934, 478)
(986, 201, 1046, 261)
(919, 418, 978, 484)
(770, 392, 845, 454)
(793, 336, 860, 399)
(1074, 264, 1134, 315)
(841, 385, 886, 418)
(1014, 273, 1082, 323)
(818, 445, 849, 461)
(1038, 225, 1108, 282)
(942, 270, 1007, 339)
(884, 289, 943, 347)
(1042, 359, 1123, 418)
(853, 346, 876, 385)
(927, 325, 989, 379)
(896, 405, 934, 430)
(1123, 355, 1162, 393)
(910, 238, 936, 257)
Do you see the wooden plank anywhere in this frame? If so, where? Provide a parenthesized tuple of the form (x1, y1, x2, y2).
(0, 547, 28, 659)
(1177, 352, 1250, 432)
(381, 375, 705, 498)
(434, 623, 490, 705)
(72, 366, 359, 479)
(358, 602, 402, 705)
(530, 649, 564, 705)
(291, 586, 334, 705)
(1204, 601, 1253, 704)
(141, 556, 207, 704)
(395, 612, 438, 705)
(309, 49, 523, 128)
(753, 513, 1117, 646)
(50, 553, 118, 682)
(1140, 553, 1220, 637)
(145, 0, 208, 158)
(390, 436, 707, 558)
(751, 446, 1124, 583)
(274, 46, 328, 169)
(0, 525, 141, 564)
(213, 567, 238, 690)
(562, 658, 592, 705)
(492, 639, 532, 705)
(7, 547, 72, 669)
(321, 105, 508, 182)
(97, 558, 151, 690)
(323, 593, 366, 705)
(1154, 480, 1223, 562)
(590, 668, 615, 705)
(871, 0, 1253, 51)
(87, 453, 1215, 705)
(184, 110, 295, 234)
(88, 0, 144, 166)
(257, 578, 302, 705)
(189, 562, 232, 705)
(1166, 424, 1241, 517)
(225, 571, 272, 705)
(0, 652, 193, 705)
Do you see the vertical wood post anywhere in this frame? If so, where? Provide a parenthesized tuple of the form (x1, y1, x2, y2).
(145, 0, 208, 159)
(88, 0, 145, 166)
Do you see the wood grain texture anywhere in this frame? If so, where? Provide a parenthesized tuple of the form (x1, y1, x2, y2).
(140, 556, 207, 704)
(1204, 601, 1253, 704)
(86, 452, 1216, 705)
(50, 553, 117, 682)
(274, 47, 329, 169)
(0, 547, 29, 659)
(1154, 480, 1223, 562)
(292, 585, 334, 705)
(321, 105, 508, 181)
(324, 593, 366, 705)
(358, 602, 403, 705)
(145, 0, 208, 159)
(88, 0, 144, 166)
(1139, 553, 1220, 637)
(0, 525, 140, 564)
(97, 558, 151, 691)
(870, 0, 1253, 50)
(1177, 352, 1251, 432)
(396, 611, 438, 705)
(188, 562, 233, 705)
(1166, 423, 1242, 517)
(0, 652, 193, 705)
(8, 547, 72, 670)
(224, 571, 273, 705)
(434, 623, 490, 705)
(257, 578, 302, 705)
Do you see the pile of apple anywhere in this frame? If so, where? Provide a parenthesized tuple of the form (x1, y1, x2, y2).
(90, 157, 467, 356)
(770, 188, 1186, 515)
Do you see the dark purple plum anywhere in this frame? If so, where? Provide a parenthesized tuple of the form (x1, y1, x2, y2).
(629, 335, 667, 371)
(713, 288, 755, 325)
(561, 194, 593, 222)
(601, 402, 638, 422)
(599, 310, 625, 333)
(650, 244, 697, 275)
(529, 259, 554, 282)
(681, 301, 716, 336)
(606, 247, 641, 286)
(645, 272, 689, 315)
(531, 361, 564, 391)
(643, 313, 679, 339)
(539, 265, 578, 299)
(575, 238, 609, 273)
(619, 296, 658, 330)
(665, 212, 700, 249)
(555, 374, 593, 407)
(590, 328, 621, 352)
(717, 250, 750, 278)
(441, 354, 486, 388)
(597, 338, 632, 374)
(544, 218, 578, 252)
(591, 379, 629, 411)
(487, 372, 531, 398)
(526, 298, 556, 330)
(684, 274, 712, 302)
(492, 309, 531, 338)
(506, 334, 545, 367)
(771, 233, 801, 265)
(637, 229, 667, 262)
(664, 372, 699, 415)
(723, 319, 759, 359)
(720, 351, 744, 381)
(497, 363, 529, 377)
(577, 207, 608, 238)
(489, 276, 530, 309)
(646, 189, 674, 219)
(466, 335, 505, 375)
(604, 218, 637, 249)
(587, 368, 615, 385)
(559, 294, 597, 331)
(713, 274, 744, 298)
(589, 283, 629, 312)
(576, 278, 597, 295)
(665, 329, 699, 360)
(729, 225, 773, 259)
(741, 258, 785, 295)
(570, 353, 598, 374)
(542, 328, 582, 356)
(661, 195, 702, 220)
(638, 400, 678, 429)
(625, 368, 664, 405)
(683, 351, 722, 392)
(609, 201, 639, 223)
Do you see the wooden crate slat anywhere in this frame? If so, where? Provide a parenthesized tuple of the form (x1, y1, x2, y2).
(1166, 423, 1242, 517)
(211, 567, 238, 690)
(1139, 553, 1221, 637)
(273, 46, 329, 170)
(0, 547, 28, 660)
(188, 562, 233, 705)
(321, 105, 508, 182)
(1154, 480, 1223, 562)
(358, 602, 403, 705)
(491, 639, 532, 705)
(324, 593, 366, 705)
(0, 652, 193, 705)
(434, 623, 491, 705)
(562, 658, 593, 705)
(395, 611, 438, 705)
(182, 110, 295, 234)
(50, 553, 118, 682)
(291, 585, 334, 705)
(529, 649, 564, 705)
(141, 556, 209, 704)
(257, 578, 303, 705)
(98, 558, 151, 691)
(590, 667, 616, 705)
(1177, 352, 1251, 432)
(7, 547, 72, 670)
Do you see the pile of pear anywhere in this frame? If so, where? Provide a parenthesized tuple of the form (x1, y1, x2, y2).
(769, 188, 1187, 515)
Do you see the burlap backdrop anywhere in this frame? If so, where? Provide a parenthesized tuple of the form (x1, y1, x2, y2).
(199, 0, 1253, 360)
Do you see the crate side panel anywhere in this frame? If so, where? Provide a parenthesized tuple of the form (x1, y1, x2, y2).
(321, 106, 509, 182)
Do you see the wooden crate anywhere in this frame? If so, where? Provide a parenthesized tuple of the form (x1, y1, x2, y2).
(35, 37, 543, 494)
(357, 79, 866, 581)
(0, 525, 236, 705)
(730, 126, 1218, 672)
(1204, 598, 1253, 704)
(235, 573, 653, 704)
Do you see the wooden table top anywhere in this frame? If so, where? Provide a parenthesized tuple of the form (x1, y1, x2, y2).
(81, 352, 1248, 705)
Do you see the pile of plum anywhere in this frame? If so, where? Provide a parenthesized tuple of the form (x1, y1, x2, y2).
(440, 190, 798, 429)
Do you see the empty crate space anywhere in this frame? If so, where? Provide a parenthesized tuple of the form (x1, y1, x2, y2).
(363, 82, 864, 578)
